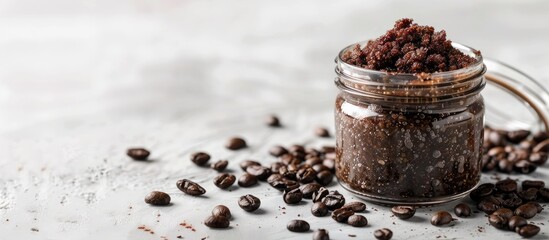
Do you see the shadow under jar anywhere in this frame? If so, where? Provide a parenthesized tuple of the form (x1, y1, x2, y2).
(334, 42, 486, 206)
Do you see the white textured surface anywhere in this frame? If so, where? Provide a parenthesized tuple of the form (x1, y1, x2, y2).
(1, 0, 549, 239)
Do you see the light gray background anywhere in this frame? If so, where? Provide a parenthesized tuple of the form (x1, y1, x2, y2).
(0, 0, 548, 239)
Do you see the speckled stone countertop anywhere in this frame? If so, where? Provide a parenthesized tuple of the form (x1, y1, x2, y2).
(1, 0, 548, 239)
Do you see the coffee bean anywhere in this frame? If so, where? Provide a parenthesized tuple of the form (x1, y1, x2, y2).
(533, 131, 549, 143)
(539, 188, 549, 201)
(507, 130, 530, 143)
(239, 160, 261, 171)
(127, 148, 150, 160)
(508, 215, 528, 231)
(519, 139, 536, 150)
(522, 180, 545, 190)
(144, 191, 170, 206)
(322, 193, 345, 210)
(477, 199, 500, 214)
(331, 208, 354, 222)
(269, 145, 288, 157)
(225, 137, 247, 150)
(496, 178, 517, 193)
(482, 155, 497, 172)
(213, 173, 236, 189)
(526, 201, 543, 213)
(286, 219, 310, 232)
(507, 149, 529, 162)
(271, 179, 299, 192)
(515, 160, 537, 174)
(210, 160, 228, 172)
(453, 203, 471, 217)
(431, 211, 453, 226)
(347, 215, 367, 227)
(305, 157, 323, 166)
(204, 215, 229, 229)
(190, 152, 211, 166)
(266, 173, 283, 184)
(374, 228, 393, 240)
(316, 170, 333, 186)
(238, 194, 261, 212)
(492, 208, 513, 220)
(313, 229, 329, 240)
(515, 203, 538, 219)
(529, 152, 548, 165)
(487, 131, 505, 147)
(300, 183, 322, 199)
(312, 187, 329, 203)
(246, 165, 272, 181)
(278, 165, 297, 180)
(238, 173, 258, 187)
(270, 162, 285, 173)
(488, 146, 506, 158)
(501, 196, 523, 210)
(470, 183, 495, 202)
(176, 179, 206, 196)
(265, 114, 281, 127)
(488, 214, 507, 229)
(283, 188, 303, 204)
(296, 167, 316, 184)
(390, 205, 415, 219)
(518, 188, 538, 201)
(314, 127, 330, 138)
(533, 139, 549, 153)
(212, 205, 231, 219)
(497, 160, 514, 173)
(289, 144, 305, 154)
(342, 201, 366, 212)
(322, 159, 335, 171)
(311, 202, 329, 217)
(518, 224, 540, 238)
(312, 164, 330, 174)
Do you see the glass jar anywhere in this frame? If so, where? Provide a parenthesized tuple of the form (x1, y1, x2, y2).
(334, 42, 486, 205)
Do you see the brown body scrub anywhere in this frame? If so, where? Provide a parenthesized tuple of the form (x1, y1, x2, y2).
(334, 19, 485, 204)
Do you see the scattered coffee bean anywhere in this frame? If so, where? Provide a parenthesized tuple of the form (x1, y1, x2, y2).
(312, 187, 329, 203)
(240, 160, 261, 171)
(497, 160, 514, 173)
(190, 152, 211, 166)
(271, 179, 300, 192)
(210, 160, 228, 172)
(331, 208, 354, 223)
(470, 183, 495, 202)
(453, 203, 471, 217)
(286, 219, 310, 232)
(501, 196, 523, 210)
(283, 188, 303, 204)
(176, 179, 206, 196)
(144, 191, 170, 206)
(313, 229, 329, 240)
(518, 224, 540, 238)
(306, 157, 323, 166)
(514, 203, 538, 219)
(127, 148, 150, 160)
(496, 178, 517, 193)
(374, 228, 393, 240)
(477, 199, 500, 214)
(270, 162, 285, 173)
(246, 165, 272, 181)
(316, 170, 333, 186)
(212, 205, 231, 219)
(265, 114, 281, 127)
(492, 208, 513, 220)
(522, 180, 545, 190)
(342, 201, 366, 212)
(225, 137, 247, 150)
(539, 188, 549, 201)
(289, 144, 305, 153)
(518, 188, 538, 201)
(267, 173, 283, 184)
(529, 152, 548, 165)
(506, 130, 530, 143)
(238, 173, 258, 187)
(300, 183, 322, 199)
(533, 131, 549, 143)
(296, 167, 316, 184)
(487, 130, 506, 147)
(311, 202, 329, 217)
(431, 211, 453, 226)
(526, 201, 543, 213)
(213, 173, 236, 189)
(269, 145, 288, 157)
(322, 193, 345, 210)
(238, 194, 261, 212)
(508, 215, 528, 231)
(391, 206, 415, 220)
(488, 214, 507, 229)
(514, 160, 537, 174)
(347, 215, 367, 227)
(314, 127, 330, 137)
(204, 215, 229, 229)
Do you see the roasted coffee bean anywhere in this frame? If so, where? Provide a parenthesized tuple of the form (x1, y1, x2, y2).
(238, 194, 261, 212)
(190, 152, 210, 166)
(204, 215, 229, 228)
(522, 180, 545, 190)
(322, 159, 335, 171)
(210, 160, 228, 172)
(342, 201, 366, 212)
(514, 160, 537, 174)
(316, 170, 333, 186)
(265, 114, 281, 127)
(497, 160, 514, 173)
(213, 173, 236, 189)
(518, 224, 540, 238)
(391, 206, 415, 220)
(508, 215, 528, 231)
(311, 202, 329, 217)
(225, 137, 247, 150)
(269, 145, 288, 157)
(312, 164, 330, 174)
(539, 188, 549, 201)
(296, 167, 316, 183)
(529, 152, 548, 165)
(300, 183, 322, 199)
(270, 162, 285, 173)
(313, 229, 330, 240)
(526, 201, 543, 213)
(176, 179, 206, 196)
(283, 188, 303, 204)
(482, 155, 497, 172)
(314, 127, 330, 138)
(322, 194, 345, 210)
(271, 179, 299, 192)
(506, 130, 530, 143)
(477, 199, 500, 214)
(331, 208, 354, 223)
(518, 188, 538, 201)
(501, 196, 523, 210)
(488, 146, 506, 158)
(374, 228, 393, 240)
(286, 219, 310, 232)
(470, 183, 495, 202)
(496, 178, 517, 193)
(312, 187, 329, 203)
(144, 191, 170, 206)
(488, 214, 507, 229)
(487, 131, 506, 146)
(238, 173, 258, 187)
(266, 173, 283, 184)
(279, 165, 297, 180)
(453, 203, 471, 217)
(347, 215, 368, 227)
(514, 203, 538, 219)
(431, 211, 453, 226)
(533, 139, 549, 153)
(321, 145, 335, 153)
(212, 205, 231, 219)
(507, 149, 529, 162)
(533, 131, 549, 143)
(519, 139, 536, 150)
(127, 148, 150, 160)
(289, 144, 305, 154)
(305, 157, 323, 166)
(246, 165, 272, 181)
(492, 208, 513, 220)
(239, 160, 261, 171)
